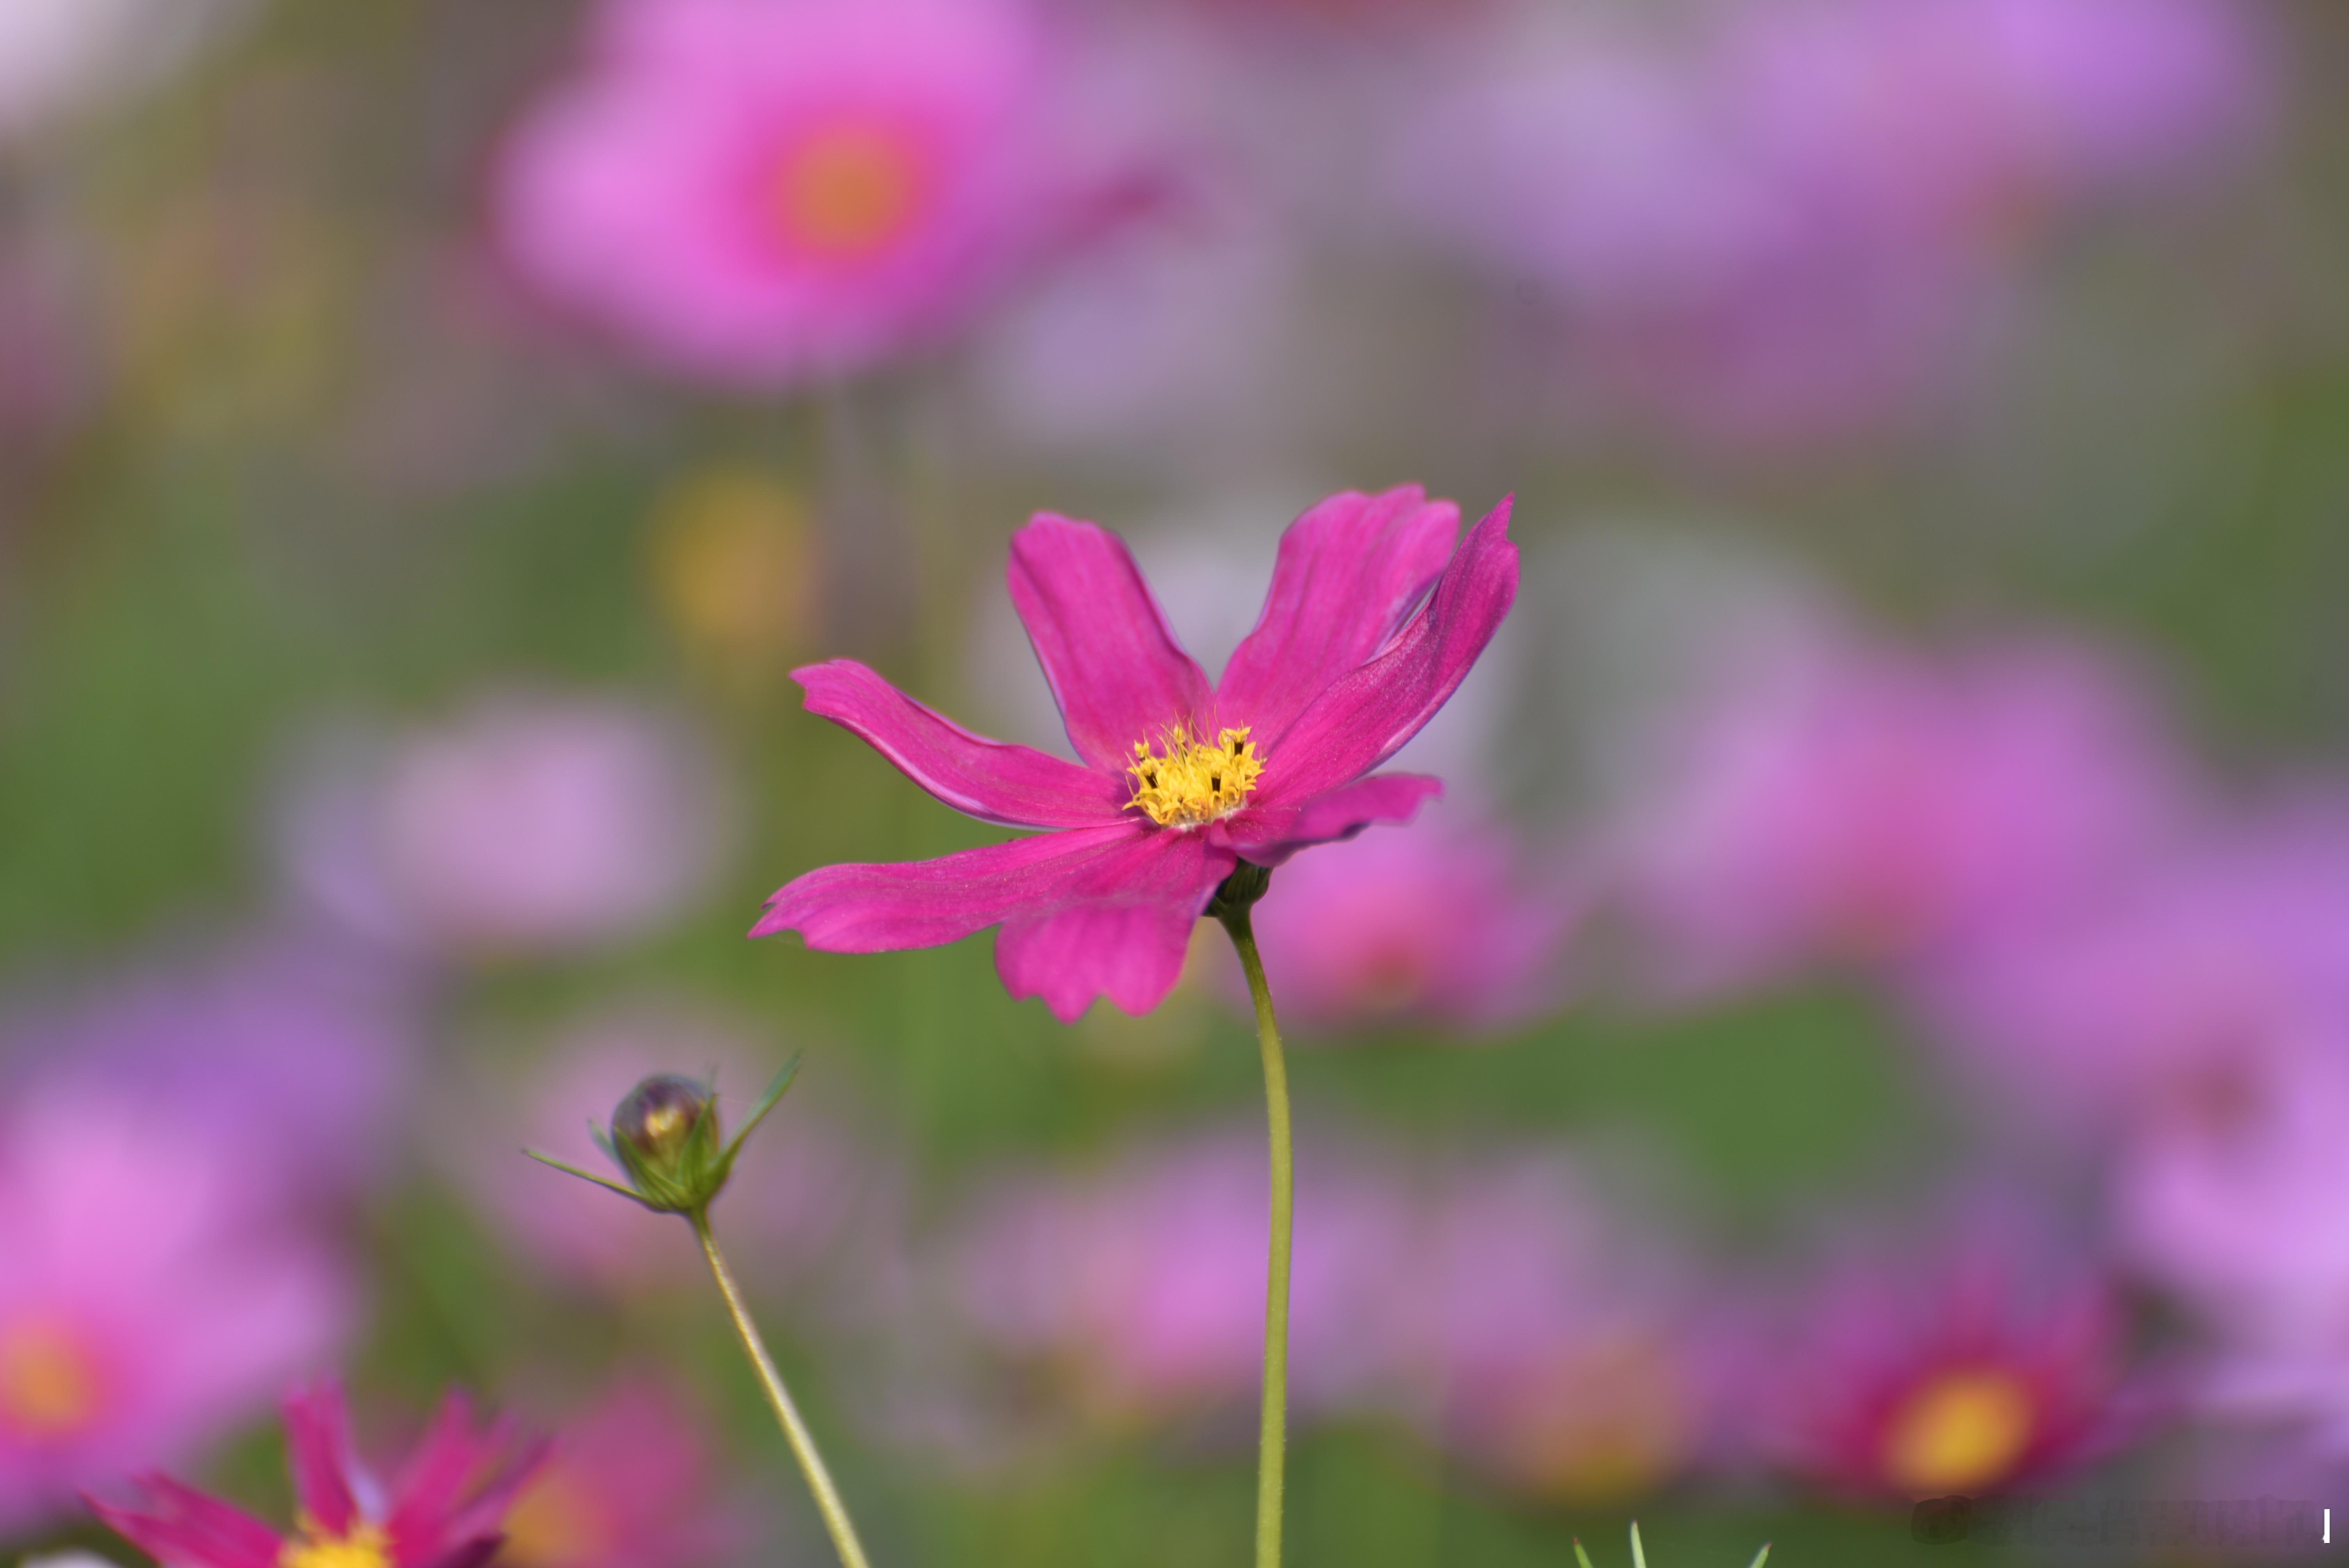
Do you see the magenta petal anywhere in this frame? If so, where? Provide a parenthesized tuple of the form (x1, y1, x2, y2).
(1008, 514, 1213, 771)
(796, 660, 1125, 828)
(993, 829, 1235, 1019)
(385, 1393, 488, 1554)
(1250, 498, 1518, 806)
(754, 823, 1167, 950)
(91, 1479, 285, 1568)
(1217, 487, 1462, 745)
(1221, 773, 1445, 867)
(997, 901, 1199, 1021)
(282, 1381, 362, 1536)
(419, 1543, 503, 1568)
(431, 1434, 551, 1552)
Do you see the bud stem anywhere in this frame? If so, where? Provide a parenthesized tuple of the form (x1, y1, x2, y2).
(689, 1208, 874, 1568)
(1218, 896, 1292, 1568)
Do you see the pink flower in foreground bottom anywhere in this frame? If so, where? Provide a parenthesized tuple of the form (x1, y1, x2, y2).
(753, 486, 1519, 1021)
(93, 1380, 544, 1568)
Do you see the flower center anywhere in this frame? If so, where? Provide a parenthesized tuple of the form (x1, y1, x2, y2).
(1880, 1368, 2036, 1496)
(769, 125, 926, 260)
(500, 1467, 611, 1568)
(1126, 725, 1263, 829)
(0, 1317, 104, 1438)
(280, 1519, 393, 1568)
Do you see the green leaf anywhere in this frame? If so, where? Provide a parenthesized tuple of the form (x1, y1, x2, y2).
(1573, 1540, 1597, 1568)
(715, 1053, 804, 1183)
(1631, 1521, 1648, 1568)
(1746, 1546, 1773, 1568)
(523, 1148, 656, 1208)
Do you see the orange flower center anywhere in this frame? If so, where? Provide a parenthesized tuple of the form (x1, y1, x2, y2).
(0, 1317, 104, 1438)
(1880, 1368, 2036, 1496)
(500, 1466, 613, 1568)
(770, 125, 926, 260)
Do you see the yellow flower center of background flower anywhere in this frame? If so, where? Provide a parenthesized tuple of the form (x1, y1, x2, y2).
(771, 125, 925, 260)
(1880, 1368, 2036, 1495)
(1126, 725, 1263, 828)
(500, 1466, 612, 1568)
(0, 1317, 103, 1438)
(279, 1519, 392, 1568)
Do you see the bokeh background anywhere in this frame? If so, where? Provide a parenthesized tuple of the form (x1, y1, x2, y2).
(4, 0, 2347, 1563)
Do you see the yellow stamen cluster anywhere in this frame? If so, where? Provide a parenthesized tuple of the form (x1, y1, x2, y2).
(1880, 1368, 2036, 1495)
(1125, 725, 1263, 829)
(280, 1520, 392, 1568)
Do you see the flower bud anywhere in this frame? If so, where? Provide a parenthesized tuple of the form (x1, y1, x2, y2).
(526, 1056, 802, 1220)
(608, 1073, 724, 1212)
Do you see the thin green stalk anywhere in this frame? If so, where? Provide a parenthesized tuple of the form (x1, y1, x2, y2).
(1223, 909, 1293, 1568)
(690, 1209, 874, 1568)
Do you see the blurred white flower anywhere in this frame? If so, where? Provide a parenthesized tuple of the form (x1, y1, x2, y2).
(0, 0, 257, 141)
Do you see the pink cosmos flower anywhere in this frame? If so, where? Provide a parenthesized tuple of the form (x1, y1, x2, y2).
(0, 1090, 351, 1534)
(501, 1378, 743, 1568)
(947, 1126, 1413, 1423)
(1618, 627, 2188, 996)
(1739, 1210, 2151, 1502)
(1224, 807, 1577, 1033)
(1404, 1155, 1711, 1503)
(277, 692, 729, 962)
(496, 0, 1157, 388)
(753, 486, 1519, 1021)
(93, 1380, 544, 1568)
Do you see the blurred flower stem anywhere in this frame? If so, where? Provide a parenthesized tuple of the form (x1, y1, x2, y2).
(690, 1206, 874, 1568)
(1212, 862, 1291, 1568)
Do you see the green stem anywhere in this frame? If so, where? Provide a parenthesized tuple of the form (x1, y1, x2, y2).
(690, 1209, 874, 1568)
(1223, 909, 1293, 1568)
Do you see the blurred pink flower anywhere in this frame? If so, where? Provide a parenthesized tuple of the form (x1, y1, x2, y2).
(1397, 0, 2267, 445)
(1740, 1210, 2151, 1501)
(502, 1378, 743, 1568)
(93, 1380, 543, 1568)
(495, 0, 1160, 388)
(458, 1002, 893, 1301)
(1226, 808, 1577, 1033)
(2113, 1024, 2349, 1355)
(1920, 804, 2349, 1136)
(756, 487, 1518, 1021)
(4, 935, 418, 1201)
(948, 1126, 1412, 1424)
(279, 692, 728, 961)
(0, 1090, 352, 1533)
(1404, 1155, 1710, 1503)
(1618, 628, 2188, 996)
(0, 235, 99, 463)
(1727, 0, 2269, 222)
